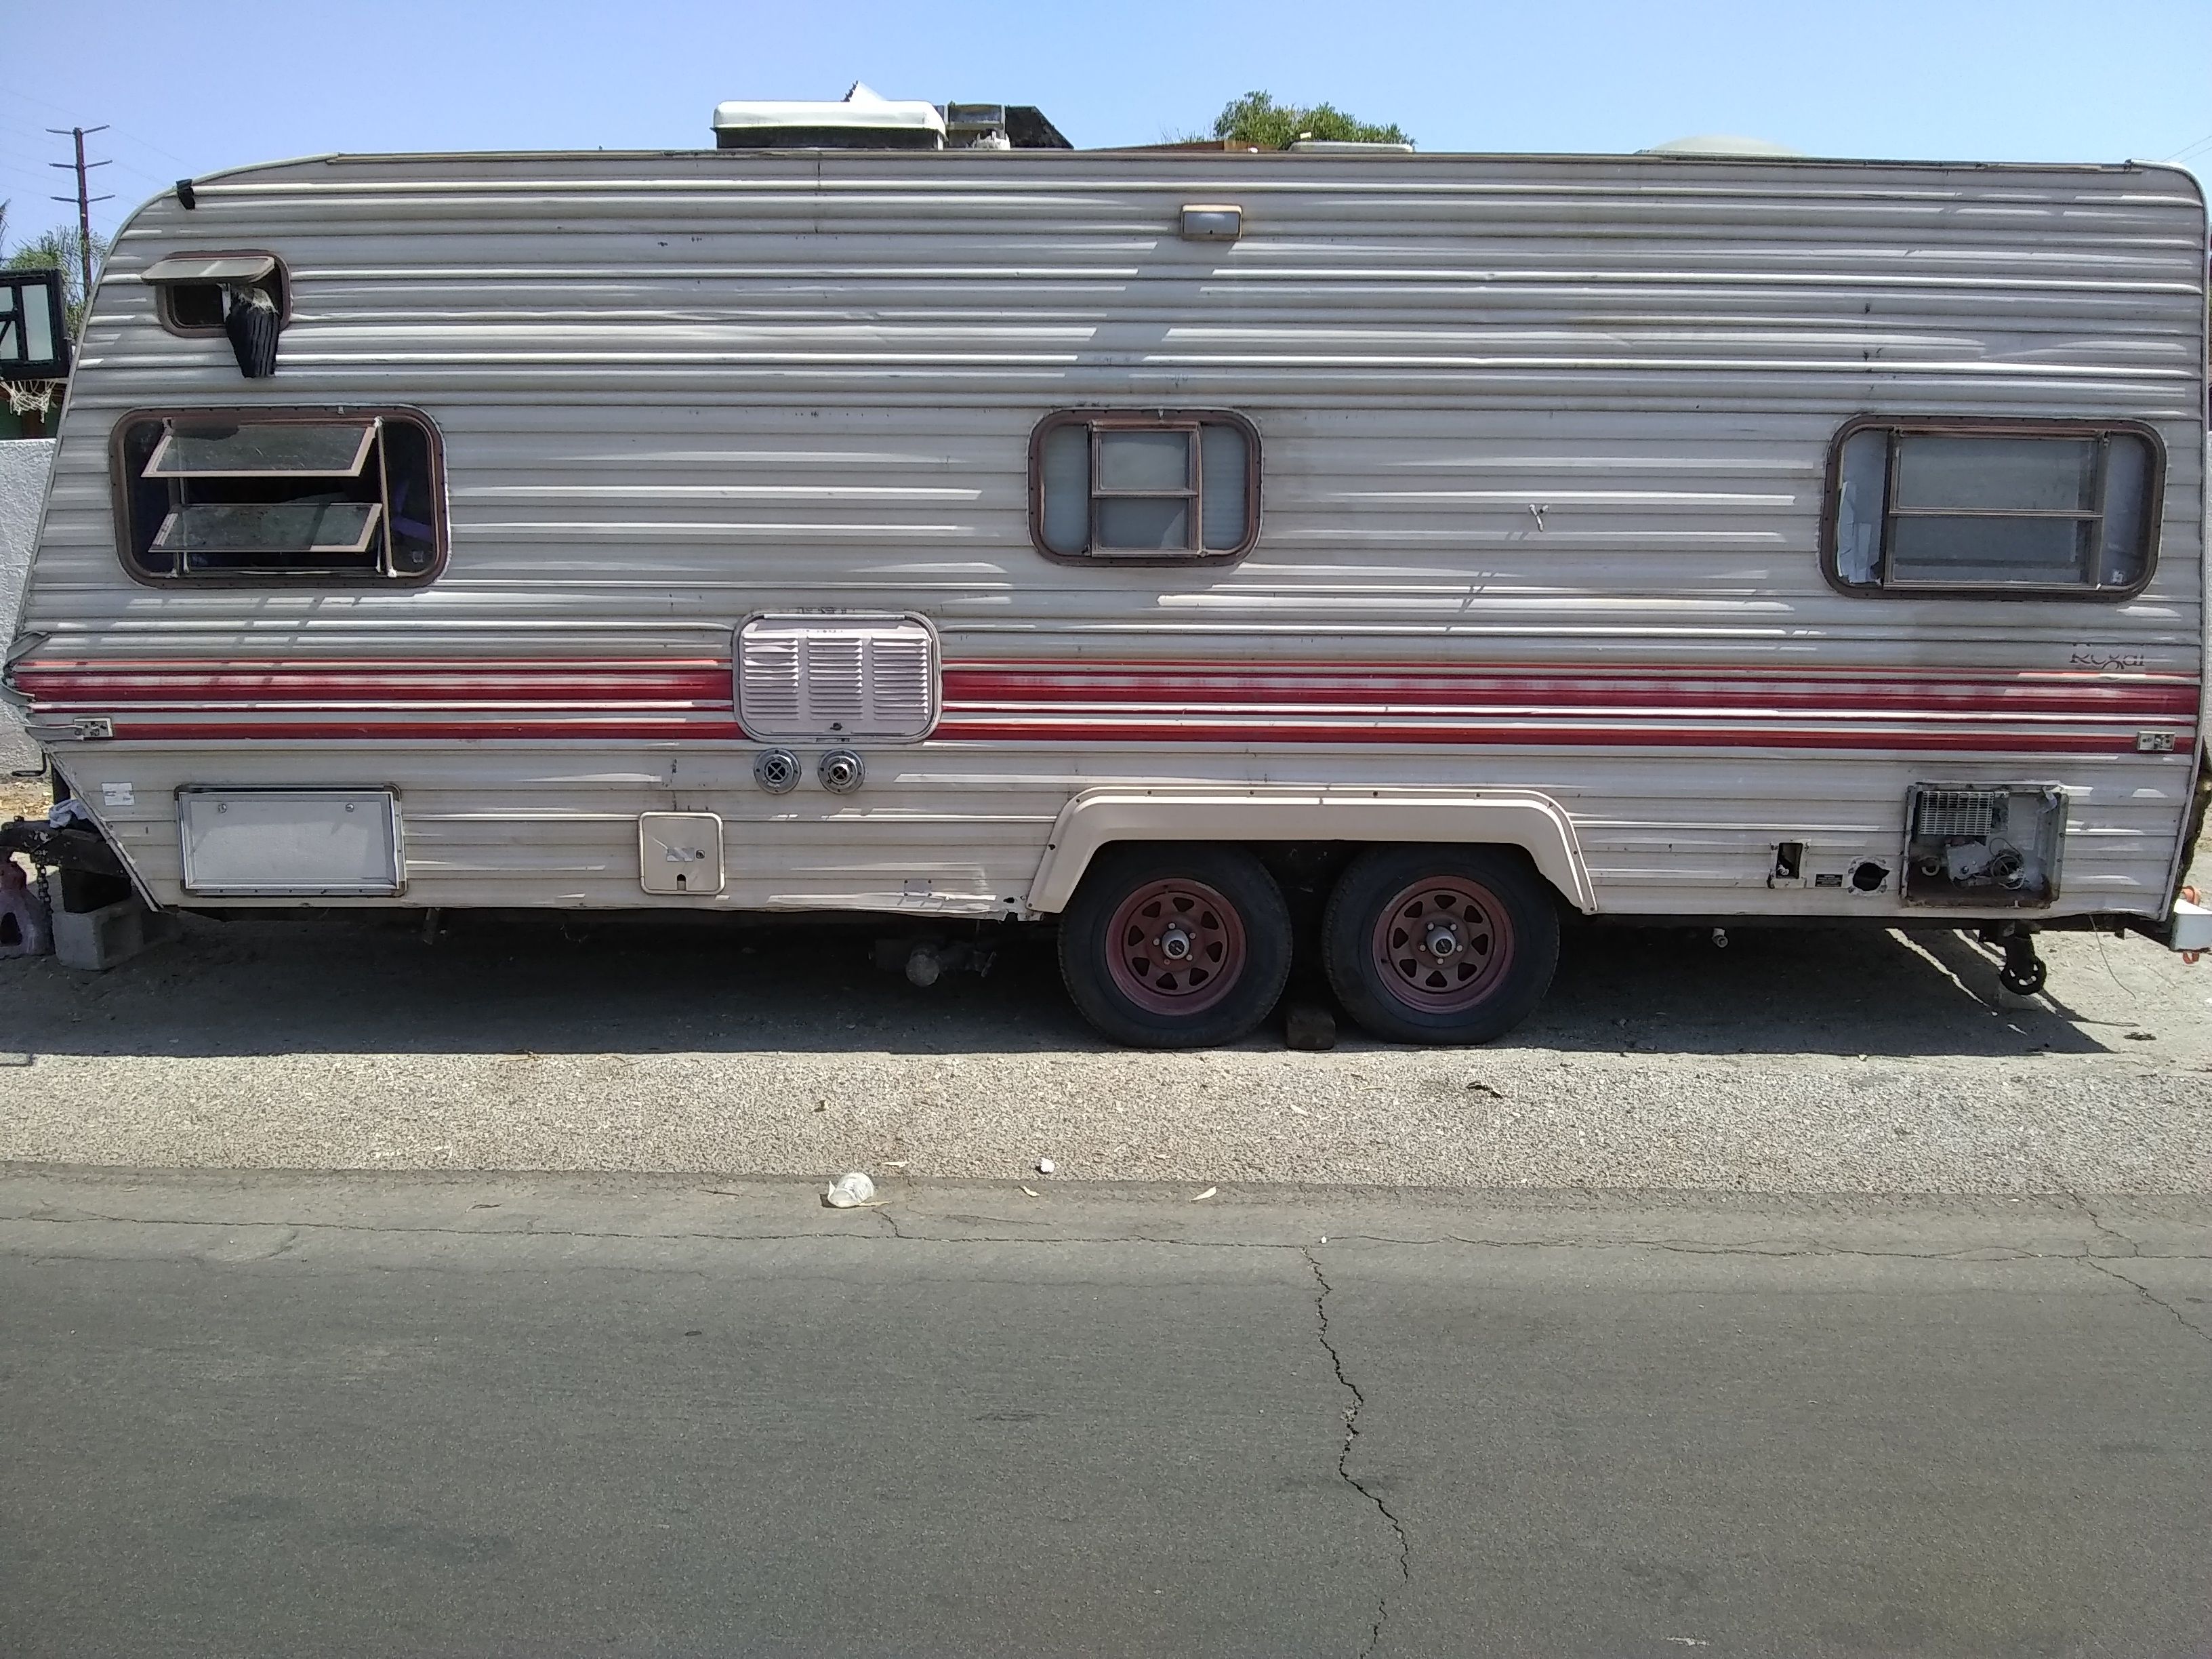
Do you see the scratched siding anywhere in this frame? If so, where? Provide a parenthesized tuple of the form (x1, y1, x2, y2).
(9, 148, 2207, 916)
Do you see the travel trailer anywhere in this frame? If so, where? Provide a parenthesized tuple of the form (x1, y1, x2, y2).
(4, 91, 2208, 1048)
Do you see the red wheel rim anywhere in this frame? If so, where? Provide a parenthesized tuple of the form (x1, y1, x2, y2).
(1370, 875, 1514, 1014)
(1105, 878, 1248, 1016)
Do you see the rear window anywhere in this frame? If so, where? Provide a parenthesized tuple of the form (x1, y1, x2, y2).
(1825, 418, 2162, 598)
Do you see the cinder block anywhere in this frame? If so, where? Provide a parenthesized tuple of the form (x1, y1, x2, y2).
(52, 894, 181, 971)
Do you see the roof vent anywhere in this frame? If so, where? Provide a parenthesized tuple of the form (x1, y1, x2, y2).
(1641, 134, 1805, 157)
(945, 103, 1011, 150)
(713, 81, 946, 150)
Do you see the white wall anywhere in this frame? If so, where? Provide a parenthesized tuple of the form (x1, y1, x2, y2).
(0, 438, 58, 768)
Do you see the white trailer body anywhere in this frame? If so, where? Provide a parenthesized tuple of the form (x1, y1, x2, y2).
(5, 140, 2206, 1042)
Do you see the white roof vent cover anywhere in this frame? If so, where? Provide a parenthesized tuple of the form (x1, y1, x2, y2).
(737, 613, 939, 743)
(712, 82, 947, 148)
(1641, 134, 1805, 157)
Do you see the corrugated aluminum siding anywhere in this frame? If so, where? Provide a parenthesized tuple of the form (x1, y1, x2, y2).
(12, 149, 2207, 914)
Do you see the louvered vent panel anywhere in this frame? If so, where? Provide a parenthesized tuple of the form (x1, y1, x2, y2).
(736, 614, 938, 741)
(869, 633, 935, 722)
(737, 633, 803, 730)
(1913, 788, 2005, 839)
(804, 635, 868, 725)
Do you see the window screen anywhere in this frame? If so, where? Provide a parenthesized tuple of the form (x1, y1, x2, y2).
(113, 409, 445, 581)
(1827, 419, 2162, 598)
(1031, 410, 1259, 561)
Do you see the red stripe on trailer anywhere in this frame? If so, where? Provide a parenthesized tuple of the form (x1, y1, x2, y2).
(929, 719, 2157, 754)
(104, 717, 744, 741)
(15, 653, 2196, 756)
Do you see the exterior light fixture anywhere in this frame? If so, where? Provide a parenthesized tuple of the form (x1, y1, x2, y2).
(1179, 204, 1243, 241)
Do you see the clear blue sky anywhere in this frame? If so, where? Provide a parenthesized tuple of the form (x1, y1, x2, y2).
(5, 0, 2209, 249)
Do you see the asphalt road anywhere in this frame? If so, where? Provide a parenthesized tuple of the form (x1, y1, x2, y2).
(3, 899, 2210, 1189)
(3, 1172, 2207, 1658)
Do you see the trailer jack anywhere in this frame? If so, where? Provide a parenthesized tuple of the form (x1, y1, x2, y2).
(1979, 922, 2047, 996)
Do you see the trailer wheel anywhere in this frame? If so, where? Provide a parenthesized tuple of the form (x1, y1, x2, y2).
(1058, 844, 1292, 1050)
(1323, 846, 1559, 1045)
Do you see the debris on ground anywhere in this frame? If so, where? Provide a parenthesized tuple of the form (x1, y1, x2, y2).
(823, 1171, 877, 1208)
(0, 858, 51, 960)
(1285, 1004, 1337, 1050)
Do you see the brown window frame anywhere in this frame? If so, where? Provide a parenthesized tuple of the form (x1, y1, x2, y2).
(1028, 408, 1262, 565)
(1820, 413, 2165, 602)
(109, 405, 449, 589)
(148, 249, 291, 339)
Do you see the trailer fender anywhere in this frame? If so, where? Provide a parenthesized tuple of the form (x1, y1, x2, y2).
(1025, 788, 1598, 916)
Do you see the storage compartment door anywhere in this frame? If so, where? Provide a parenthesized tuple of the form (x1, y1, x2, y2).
(179, 789, 402, 897)
(638, 812, 726, 895)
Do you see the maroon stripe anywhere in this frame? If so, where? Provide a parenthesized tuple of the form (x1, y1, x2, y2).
(90, 715, 2160, 754)
(22, 654, 2197, 756)
(18, 672, 733, 704)
(108, 717, 744, 741)
(22, 656, 2198, 714)
(946, 656, 2196, 683)
(933, 719, 2153, 754)
(941, 671, 2200, 720)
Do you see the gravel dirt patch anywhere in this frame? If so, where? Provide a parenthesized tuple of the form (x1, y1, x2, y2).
(4, 900, 2209, 1192)
(0, 775, 46, 823)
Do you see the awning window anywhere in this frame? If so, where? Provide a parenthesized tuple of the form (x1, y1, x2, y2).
(141, 253, 279, 285)
(143, 419, 380, 479)
(149, 501, 385, 559)
(114, 408, 445, 583)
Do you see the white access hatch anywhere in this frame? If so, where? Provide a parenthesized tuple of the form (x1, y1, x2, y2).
(638, 812, 725, 895)
(178, 789, 402, 897)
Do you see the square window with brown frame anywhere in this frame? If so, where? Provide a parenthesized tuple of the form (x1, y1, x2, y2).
(1824, 417, 2163, 600)
(1031, 410, 1259, 562)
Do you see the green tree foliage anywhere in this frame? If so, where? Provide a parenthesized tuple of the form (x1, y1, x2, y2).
(1210, 91, 1410, 150)
(5, 223, 113, 335)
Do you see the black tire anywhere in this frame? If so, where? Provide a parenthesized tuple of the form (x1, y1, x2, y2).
(1323, 846, 1560, 1046)
(1058, 844, 1294, 1050)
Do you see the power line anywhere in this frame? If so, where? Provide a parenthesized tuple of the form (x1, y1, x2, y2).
(47, 125, 114, 302)
(9, 86, 197, 169)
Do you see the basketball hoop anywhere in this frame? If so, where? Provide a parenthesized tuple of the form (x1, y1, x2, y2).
(3, 380, 58, 419)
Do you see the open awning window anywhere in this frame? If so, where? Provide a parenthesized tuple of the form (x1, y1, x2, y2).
(141, 253, 279, 286)
(113, 409, 445, 583)
(142, 419, 379, 478)
(142, 251, 289, 348)
(149, 501, 385, 559)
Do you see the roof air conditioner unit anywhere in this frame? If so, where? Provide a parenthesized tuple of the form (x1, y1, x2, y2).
(712, 81, 946, 150)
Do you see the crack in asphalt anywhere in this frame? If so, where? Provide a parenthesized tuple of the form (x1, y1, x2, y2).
(2078, 1256, 2212, 1351)
(6, 1206, 2210, 1262)
(2067, 1192, 2143, 1258)
(1304, 1247, 1410, 1658)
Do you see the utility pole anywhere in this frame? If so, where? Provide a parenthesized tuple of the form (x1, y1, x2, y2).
(47, 125, 113, 317)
